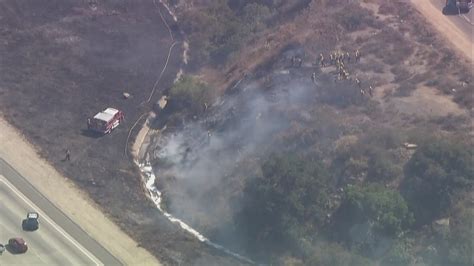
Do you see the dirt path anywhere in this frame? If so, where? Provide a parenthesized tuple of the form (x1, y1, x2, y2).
(410, 0, 473, 62)
(0, 116, 161, 266)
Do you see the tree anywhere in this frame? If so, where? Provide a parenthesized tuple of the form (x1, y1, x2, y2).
(236, 154, 330, 255)
(351, 185, 412, 234)
(442, 206, 473, 266)
(332, 127, 404, 184)
(241, 3, 273, 33)
(179, 0, 273, 65)
(402, 138, 473, 225)
(382, 238, 415, 266)
(179, 0, 242, 65)
(367, 148, 402, 182)
(169, 75, 214, 116)
(335, 184, 413, 238)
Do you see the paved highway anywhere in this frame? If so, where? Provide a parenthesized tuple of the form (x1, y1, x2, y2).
(433, 0, 474, 33)
(412, 0, 473, 61)
(0, 175, 100, 265)
(0, 158, 121, 265)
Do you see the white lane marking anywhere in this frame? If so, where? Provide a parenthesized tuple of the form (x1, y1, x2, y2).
(459, 13, 474, 26)
(0, 177, 103, 266)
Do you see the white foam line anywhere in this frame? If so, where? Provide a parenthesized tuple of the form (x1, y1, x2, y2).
(138, 163, 254, 264)
(0, 177, 103, 266)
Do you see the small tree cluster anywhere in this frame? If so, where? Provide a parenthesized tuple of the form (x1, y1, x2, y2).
(236, 154, 330, 256)
(169, 75, 214, 116)
(179, 0, 273, 66)
(342, 184, 413, 236)
(402, 137, 473, 225)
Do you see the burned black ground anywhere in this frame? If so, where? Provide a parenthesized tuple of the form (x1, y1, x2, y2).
(0, 0, 241, 264)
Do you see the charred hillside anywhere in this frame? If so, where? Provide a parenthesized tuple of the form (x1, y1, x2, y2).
(0, 0, 244, 264)
(149, 0, 473, 265)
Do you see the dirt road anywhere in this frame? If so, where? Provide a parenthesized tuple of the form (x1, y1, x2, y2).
(0, 116, 161, 265)
(410, 0, 473, 62)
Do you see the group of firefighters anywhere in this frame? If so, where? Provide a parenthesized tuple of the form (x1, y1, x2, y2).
(291, 56, 304, 67)
(310, 49, 374, 97)
(318, 49, 360, 68)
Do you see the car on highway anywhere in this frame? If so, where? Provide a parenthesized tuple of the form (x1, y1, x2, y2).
(22, 212, 39, 231)
(444, 0, 473, 14)
(8, 237, 28, 253)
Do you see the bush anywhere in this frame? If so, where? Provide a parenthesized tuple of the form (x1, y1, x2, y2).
(332, 128, 404, 183)
(431, 114, 469, 131)
(308, 243, 374, 266)
(236, 154, 330, 255)
(180, 0, 241, 65)
(419, 205, 474, 266)
(382, 238, 415, 266)
(402, 137, 473, 225)
(443, 208, 473, 266)
(169, 75, 214, 116)
(179, 1, 273, 66)
(360, 127, 404, 150)
(367, 149, 402, 182)
(336, 4, 372, 32)
(393, 82, 417, 97)
(241, 3, 273, 34)
(334, 184, 413, 238)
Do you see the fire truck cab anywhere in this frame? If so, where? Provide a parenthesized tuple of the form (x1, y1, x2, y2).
(87, 108, 124, 134)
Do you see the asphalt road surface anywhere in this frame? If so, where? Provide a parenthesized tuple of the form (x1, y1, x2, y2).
(0, 158, 121, 265)
(411, 0, 473, 61)
(433, 0, 474, 34)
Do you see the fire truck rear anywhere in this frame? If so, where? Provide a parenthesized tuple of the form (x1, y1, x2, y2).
(87, 108, 125, 134)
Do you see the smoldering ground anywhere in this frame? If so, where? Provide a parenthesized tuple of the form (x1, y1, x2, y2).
(148, 47, 364, 256)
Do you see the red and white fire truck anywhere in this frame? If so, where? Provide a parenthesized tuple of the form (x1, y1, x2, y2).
(87, 108, 125, 134)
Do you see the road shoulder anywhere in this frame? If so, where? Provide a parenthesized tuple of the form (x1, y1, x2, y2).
(410, 0, 473, 62)
(0, 116, 161, 266)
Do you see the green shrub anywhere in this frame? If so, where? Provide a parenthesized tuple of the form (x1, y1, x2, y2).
(236, 154, 330, 254)
(402, 138, 473, 225)
(382, 238, 415, 266)
(179, 1, 273, 65)
(169, 75, 214, 116)
(367, 149, 402, 182)
(339, 184, 413, 236)
(241, 3, 273, 34)
(442, 205, 473, 266)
